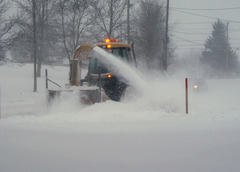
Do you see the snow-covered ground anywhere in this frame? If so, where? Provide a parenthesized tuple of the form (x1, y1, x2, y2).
(0, 62, 240, 172)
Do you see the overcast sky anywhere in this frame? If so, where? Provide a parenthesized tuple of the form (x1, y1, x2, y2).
(8, 0, 239, 57)
(169, 0, 240, 56)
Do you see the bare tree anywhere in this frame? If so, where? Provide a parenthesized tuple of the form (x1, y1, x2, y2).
(89, 0, 127, 41)
(37, 0, 50, 76)
(32, 0, 37, 91)
(133, 0, 166, 70)
(12, 0, 58, 76)
(55, 0, 92, 63)
(0, 0, 17, 60)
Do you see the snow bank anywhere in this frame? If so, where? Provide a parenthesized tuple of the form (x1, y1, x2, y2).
(0, 62, 240, 124)
(1, 62, 240, 172)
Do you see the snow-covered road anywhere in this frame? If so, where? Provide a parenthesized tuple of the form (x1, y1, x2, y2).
(1, 121, 240, 172)
(1, 63, 240, 172)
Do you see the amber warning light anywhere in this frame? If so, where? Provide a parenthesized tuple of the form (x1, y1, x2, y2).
(105, 39, 110, 43)
(104, 39, 118, 43)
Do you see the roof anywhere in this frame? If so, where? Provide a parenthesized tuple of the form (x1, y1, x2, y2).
(73, 42, 131, 60)
(96, 42, 131, 48)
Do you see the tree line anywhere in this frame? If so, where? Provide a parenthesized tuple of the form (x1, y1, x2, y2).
(0, 0, 172, 76)
(1, 0, 238, 78)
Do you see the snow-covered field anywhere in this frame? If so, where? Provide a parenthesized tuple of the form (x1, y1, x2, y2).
(1, 62, 240, 172)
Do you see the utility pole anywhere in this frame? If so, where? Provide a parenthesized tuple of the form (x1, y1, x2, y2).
(109, 0, 113, 38)
(226, 22, 229, 76)
(32, 0, 37, 92)
(127, 0, 130, 44)
(163, 0, 169, 72)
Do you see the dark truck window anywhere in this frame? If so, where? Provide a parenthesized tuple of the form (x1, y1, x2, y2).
(89, 58, 109, 74)
(89, 47, 131, 74)
(112, 48, 131, 62)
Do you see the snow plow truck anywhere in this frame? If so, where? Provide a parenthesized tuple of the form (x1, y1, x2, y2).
(47, 39, 137, 104)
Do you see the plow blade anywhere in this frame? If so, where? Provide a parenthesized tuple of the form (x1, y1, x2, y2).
(47, 88, 110, 105)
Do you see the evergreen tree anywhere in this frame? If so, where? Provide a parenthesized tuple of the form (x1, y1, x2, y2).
(201, 20, 239, 77)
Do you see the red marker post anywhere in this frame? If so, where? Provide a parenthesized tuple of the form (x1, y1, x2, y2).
(0, 86, 1, 119)
(185, 78, 188, 114)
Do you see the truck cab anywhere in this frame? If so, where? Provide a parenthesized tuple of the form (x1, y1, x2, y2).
(86, 39, 135, 101)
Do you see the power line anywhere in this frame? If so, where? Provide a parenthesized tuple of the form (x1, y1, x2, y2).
(177, 47, 203, 50)
(172, 9, 240, 24)
(173, 30, 210, 35)
(177, 44, 204, 47)
(177, 27, 211, 30)
(178, 39, 206, 42)
(174, 35, 203, 46)
(172, 22, 212, 25)
(171, 6, 240, 11)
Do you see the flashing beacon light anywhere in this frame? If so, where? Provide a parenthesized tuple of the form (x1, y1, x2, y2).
(194, 85, 198, 89)
(105, 39, 110, 43)
(107, 74, 112, 78)
(104, 38, 118, 43)
(107, 44, 112, 48)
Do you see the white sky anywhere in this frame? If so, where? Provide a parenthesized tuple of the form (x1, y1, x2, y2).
(7, 0, 240, 57)
(169, 0, 240, 56)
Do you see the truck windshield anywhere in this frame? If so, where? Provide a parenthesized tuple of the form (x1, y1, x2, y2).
(89, 58, 109, 74)
(89, 47, 131, 74)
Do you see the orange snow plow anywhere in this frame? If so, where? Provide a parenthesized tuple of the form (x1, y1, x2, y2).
(47, 39, 137, 104)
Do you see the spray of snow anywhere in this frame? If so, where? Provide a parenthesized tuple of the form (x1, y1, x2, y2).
(92, 46, 183, 113)
(93, 46, 147, 92)
(1, 55, 240, 124)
